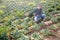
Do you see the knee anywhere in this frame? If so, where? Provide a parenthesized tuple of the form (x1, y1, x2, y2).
(42, 14, 46, 18)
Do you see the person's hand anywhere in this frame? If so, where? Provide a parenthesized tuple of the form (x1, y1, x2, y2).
(25, 12, 29, 17)
(33, 13, 37, 16)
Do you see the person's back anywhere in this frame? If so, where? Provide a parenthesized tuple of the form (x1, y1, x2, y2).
(33, 8, 43, 16)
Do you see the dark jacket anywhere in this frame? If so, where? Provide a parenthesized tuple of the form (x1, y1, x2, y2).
(29, 8, 43, 17)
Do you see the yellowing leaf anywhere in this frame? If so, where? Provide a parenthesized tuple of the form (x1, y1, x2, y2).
(0, 5, 6, 8)
(40, 0, 46, 3)
(28, 2, 36, 6)
(3, 17, 10, 22)
(0, 10, 4, 14)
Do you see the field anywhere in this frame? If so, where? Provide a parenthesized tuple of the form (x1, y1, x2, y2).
(0, 0, 60, 40)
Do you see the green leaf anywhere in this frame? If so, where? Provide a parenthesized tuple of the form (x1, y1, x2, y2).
(40, 29, 51, 36)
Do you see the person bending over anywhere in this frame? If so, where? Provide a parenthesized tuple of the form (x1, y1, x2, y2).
(32, 3, 46, 24)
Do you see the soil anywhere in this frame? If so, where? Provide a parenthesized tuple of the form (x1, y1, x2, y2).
(27, 20, 60, 40)
(44, 36, 60, 40)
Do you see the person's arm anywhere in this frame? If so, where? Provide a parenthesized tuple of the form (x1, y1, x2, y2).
(29, 9, 36, 17)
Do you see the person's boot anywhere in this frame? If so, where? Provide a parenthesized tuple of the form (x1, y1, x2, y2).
(41, 18, 44, 21)
(36, 20, 41, 24)
(35, 21, 39, 24)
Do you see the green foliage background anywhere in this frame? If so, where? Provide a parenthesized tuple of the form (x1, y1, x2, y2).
(0, 0, 60, 40)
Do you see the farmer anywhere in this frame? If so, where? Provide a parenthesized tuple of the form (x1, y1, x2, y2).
(32, 3, 46, 24)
